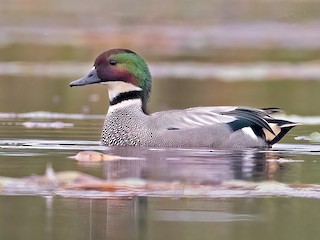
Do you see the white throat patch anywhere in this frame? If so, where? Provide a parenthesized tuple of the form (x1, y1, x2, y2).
(101, 81, 142, 101)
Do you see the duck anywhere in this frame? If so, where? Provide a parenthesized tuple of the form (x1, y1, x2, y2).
(69, 48, 297, 149)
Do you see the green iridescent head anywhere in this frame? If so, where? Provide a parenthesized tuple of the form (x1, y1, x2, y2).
(70, 48, 152, 101)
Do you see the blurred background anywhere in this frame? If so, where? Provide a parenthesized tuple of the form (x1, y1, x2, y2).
(1, 2, 320, 240)
(1, 0, 320, 115)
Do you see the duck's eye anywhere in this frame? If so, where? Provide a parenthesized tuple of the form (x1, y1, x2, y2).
(109, 60, 117, 65)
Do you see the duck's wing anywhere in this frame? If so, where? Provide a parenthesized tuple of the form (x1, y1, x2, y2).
(151, 106, 234, 127)
(151, 106, 297, 145)
(151, 106, 271, 129)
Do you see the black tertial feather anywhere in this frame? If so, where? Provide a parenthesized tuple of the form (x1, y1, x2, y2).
(227, 119, 265, 139)
(223, 108, 275, 134)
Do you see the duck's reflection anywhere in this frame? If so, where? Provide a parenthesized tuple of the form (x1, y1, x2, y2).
(102, 147, 287, 184)
(60, 148, 300, 240)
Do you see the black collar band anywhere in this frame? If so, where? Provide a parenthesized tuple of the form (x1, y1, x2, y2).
(110, 90, 144, 106)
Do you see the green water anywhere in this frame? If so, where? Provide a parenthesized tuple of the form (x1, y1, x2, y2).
(1, 196, 320, 240)
(1, 76, 320, 115)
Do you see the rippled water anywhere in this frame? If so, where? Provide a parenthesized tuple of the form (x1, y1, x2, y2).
(1, 109, 320, 240)
(0, 55, 320, 239)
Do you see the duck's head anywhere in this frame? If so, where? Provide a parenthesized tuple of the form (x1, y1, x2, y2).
(70, 49, 151, 112)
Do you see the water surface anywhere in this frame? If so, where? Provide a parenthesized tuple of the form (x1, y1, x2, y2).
(1, 100, 320, 240)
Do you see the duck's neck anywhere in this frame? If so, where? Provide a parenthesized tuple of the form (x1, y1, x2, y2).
(104, 82, 149, 114)
(109, 90, 143, 105)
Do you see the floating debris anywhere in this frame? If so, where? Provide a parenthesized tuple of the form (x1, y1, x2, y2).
(21, 121, 73, 129)
(0, 111, 105, 120)
(266, 158, 304, 163)
(70, 151, 121, 162)
(295, 132, 320, 142)
(1, 167, 320, 199)
(0, 165, 103, 194)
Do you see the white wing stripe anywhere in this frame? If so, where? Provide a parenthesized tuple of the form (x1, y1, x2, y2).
(242, 127, 259, 140)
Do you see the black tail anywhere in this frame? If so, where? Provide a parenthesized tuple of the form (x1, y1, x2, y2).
(225, 107, 298, 146)
(264, 119, 298, 145)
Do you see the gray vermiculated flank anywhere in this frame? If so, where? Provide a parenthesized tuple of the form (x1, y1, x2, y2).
(101, 105, 267, 149)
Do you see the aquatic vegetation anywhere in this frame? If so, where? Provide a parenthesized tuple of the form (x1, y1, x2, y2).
(1, 165, 319, 199)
